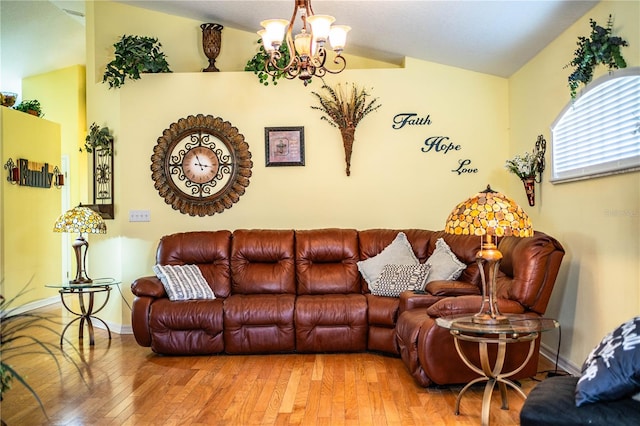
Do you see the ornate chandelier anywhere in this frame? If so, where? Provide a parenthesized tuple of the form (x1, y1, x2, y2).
(258, 0, 351, 85)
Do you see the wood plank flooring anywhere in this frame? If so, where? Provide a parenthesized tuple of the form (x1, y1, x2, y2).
(1, 304, 560, 425)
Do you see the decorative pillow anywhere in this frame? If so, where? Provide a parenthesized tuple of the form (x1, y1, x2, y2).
(357, 232, 418, 291)
(575, 316, 640, 406)
(425, 238, 466, 282)
(153, 264, 216, 301)
(371, 263, 431, 297)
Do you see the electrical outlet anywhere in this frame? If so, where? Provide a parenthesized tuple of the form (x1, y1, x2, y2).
(129, 210, 150, 222)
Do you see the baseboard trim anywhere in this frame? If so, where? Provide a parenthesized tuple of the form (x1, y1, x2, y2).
(92, 320, 133, 335)
(540, 341, 580, 376)
(7, 296, 59, 315)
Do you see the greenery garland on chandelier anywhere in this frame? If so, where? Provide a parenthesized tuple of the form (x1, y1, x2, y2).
(565, 15, 629, 98)
(311, 83, 381, 176)
(244, 39, 292, 86)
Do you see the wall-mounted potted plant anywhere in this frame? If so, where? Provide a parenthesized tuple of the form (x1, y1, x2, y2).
(566, 15, 629, 98)
(103, 35, 172, 89)
(82, 122, 114, 156)
(311, 83, 382, 176)
(13, 100, 43, 117)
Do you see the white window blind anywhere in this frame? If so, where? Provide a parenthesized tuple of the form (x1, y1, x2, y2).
(551, 68, 640, 183)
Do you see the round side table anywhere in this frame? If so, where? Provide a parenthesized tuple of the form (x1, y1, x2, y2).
(46, 278, 121, 346)
(436, 314, 558, 426)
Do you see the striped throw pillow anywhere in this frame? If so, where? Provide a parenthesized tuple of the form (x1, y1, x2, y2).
(153, 264, 215, 301)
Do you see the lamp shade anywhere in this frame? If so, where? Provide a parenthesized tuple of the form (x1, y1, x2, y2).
(445, 185, 533, 238)
(53, 206, 107, 235)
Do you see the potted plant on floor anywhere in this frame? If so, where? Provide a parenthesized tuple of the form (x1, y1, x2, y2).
(103, 34, 172, 89)
(1, 283, 86, 421)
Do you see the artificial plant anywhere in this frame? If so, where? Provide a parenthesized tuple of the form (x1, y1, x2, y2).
(13, 100, 43, 117)
(82, 123, 114, 156)
(566, 15, 629, 98)
(244, 38, 292, 86)
(103, 35, 172, 89)
(311, 83, 382, 176)
(1, 283, 86, 418)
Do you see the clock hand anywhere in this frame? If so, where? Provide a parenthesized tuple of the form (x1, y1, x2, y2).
(194, 154, 205, 170)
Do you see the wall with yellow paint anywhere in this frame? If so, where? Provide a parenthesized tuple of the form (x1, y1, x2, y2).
(509, 0, 639, 368)
(0, 107, 62, 304)
(85, 2, 510, 331)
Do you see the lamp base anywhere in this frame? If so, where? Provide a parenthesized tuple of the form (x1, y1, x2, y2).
(472, 312, 509, 325)
(69, 277, 93, 285)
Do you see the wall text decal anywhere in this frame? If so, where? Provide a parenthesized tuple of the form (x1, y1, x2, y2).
(392, 112, 478, 175)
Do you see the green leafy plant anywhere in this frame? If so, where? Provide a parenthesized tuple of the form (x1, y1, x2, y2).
(82, 122, 114, 156)
(103, 35, 172, 89)
(311, 83, 382, 176)
(1, 282, 86, 417)
(244, 39, 292, 86)
(13, 99, 43, 117)
(566, 15, 629, 98)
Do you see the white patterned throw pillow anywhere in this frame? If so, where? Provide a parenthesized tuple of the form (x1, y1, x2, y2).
(153, 264, 216, 301)
(371, 263, 432, 297)
(425, 238, 466, 282)
(357, 232, 419, 291)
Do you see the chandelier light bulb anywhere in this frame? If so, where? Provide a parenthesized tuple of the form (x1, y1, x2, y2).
(329, 25, 351, 52)
(260, 19, 288, 48)
(307, 14, 335, 45)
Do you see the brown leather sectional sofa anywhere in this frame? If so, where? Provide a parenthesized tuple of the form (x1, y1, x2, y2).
(131, 228, 564, 386)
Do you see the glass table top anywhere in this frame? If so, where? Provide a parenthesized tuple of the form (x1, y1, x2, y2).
(45, 277, 121, 289)
(436, 313, 558, 335)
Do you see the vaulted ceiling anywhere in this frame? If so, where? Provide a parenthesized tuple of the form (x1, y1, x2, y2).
(1, 0, 599, 95)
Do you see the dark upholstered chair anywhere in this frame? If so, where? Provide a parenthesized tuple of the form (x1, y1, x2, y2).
(520, 376, 640, 425)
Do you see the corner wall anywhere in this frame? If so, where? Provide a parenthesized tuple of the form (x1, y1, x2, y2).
(509, 0, 640, 369)
(86, 2, 511, 329)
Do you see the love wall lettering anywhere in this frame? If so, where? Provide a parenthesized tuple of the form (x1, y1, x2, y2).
(391, 113, 478, 175)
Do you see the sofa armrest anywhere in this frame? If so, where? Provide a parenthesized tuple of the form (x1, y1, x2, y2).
(399, 291, 441, 313)
(131, 276, 166, 298)
(425, 280, 481, 297)
(425, 295, 525, 317)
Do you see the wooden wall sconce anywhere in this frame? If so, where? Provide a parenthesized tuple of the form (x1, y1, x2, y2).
(4, 157, 64, 188)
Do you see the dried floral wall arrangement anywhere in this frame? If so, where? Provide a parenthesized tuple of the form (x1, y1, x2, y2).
(566, 15, 629, 98)
(311, 83, 381, 176)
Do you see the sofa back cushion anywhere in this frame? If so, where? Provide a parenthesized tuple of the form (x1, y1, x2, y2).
(156, 231, 232, 298)
(358, 229, 434, 292)
(295, 229, 360, 295)
(231, 229, 296, 294)
(428, 231, 482, 285)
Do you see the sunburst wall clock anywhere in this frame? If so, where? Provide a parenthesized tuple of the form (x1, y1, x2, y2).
(150, 114, 252, 216)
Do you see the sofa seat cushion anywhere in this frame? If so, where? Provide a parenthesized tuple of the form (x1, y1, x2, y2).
(520, 376, 640, 426)
(148, 298, 224, 355)
(223, 294, 296, 354)
(295, 294, 367, 352)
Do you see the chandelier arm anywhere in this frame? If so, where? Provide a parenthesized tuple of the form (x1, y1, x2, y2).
(321, 54, 347, 75)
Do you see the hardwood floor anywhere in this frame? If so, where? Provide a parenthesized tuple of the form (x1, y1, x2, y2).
(1, 304, 559, 425)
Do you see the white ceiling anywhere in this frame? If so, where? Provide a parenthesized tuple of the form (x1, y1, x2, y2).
(1, 0, 599, 97)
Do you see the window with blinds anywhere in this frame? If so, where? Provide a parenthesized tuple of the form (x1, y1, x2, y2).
(551, 68, 640, 183)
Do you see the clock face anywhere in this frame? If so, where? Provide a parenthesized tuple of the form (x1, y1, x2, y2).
(151, 114, 252, 216)
(182, 146, 220, 184)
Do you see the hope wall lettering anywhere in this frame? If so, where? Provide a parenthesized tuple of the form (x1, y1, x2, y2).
(392, 112, 478, 175)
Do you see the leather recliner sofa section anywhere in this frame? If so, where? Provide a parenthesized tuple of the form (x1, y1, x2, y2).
(131, 228, 564, 387)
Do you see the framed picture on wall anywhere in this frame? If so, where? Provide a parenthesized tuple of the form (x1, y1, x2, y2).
(265, 127, 305, 167)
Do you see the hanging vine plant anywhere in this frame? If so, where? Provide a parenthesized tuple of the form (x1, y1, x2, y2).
(244, 39, 292, 86)
(565, 15, 629, 98)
